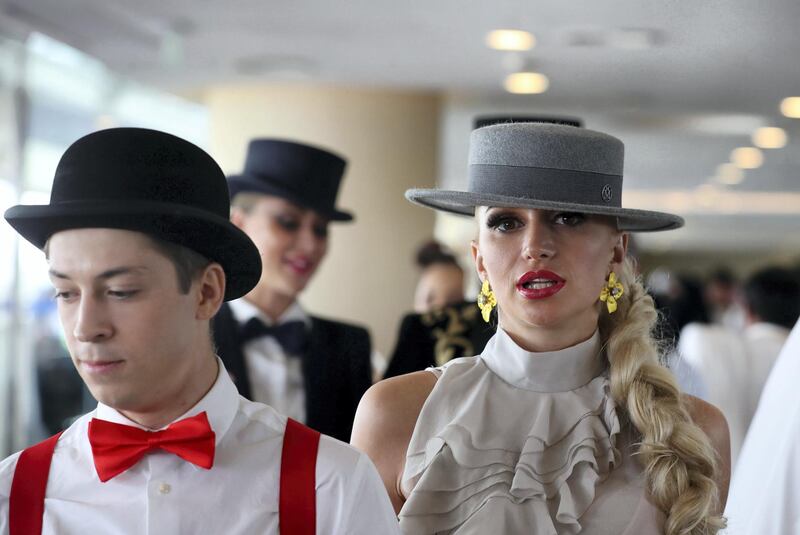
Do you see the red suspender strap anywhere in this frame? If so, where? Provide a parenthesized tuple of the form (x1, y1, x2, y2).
(9, 432, 63, 535)
(279, 418, 320, 535)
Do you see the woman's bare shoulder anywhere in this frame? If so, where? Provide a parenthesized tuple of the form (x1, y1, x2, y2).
(682, 394, 731, 509)
(683, 394, 730, 446)
(351, 371, 438, 512)
(355, 371, 439, 437)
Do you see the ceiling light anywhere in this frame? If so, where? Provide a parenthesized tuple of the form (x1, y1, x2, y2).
(780, 97, 800, 118)
(730, 147, 763, 169)
(504, 72, 549, 94)
(715, 163, 744, 185)
(486, 30, 535, 51)
(752, 127, 788, 149)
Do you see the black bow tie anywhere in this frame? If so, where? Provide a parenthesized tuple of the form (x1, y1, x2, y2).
(239, 318, 308, 355)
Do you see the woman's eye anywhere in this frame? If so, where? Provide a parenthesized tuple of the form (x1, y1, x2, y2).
(313, 225, 329, 238)
(276, 216, 300, 231)
(487, 215, 521, 232)
(554, 212, 586, 226)
(53, 290, 75, 301)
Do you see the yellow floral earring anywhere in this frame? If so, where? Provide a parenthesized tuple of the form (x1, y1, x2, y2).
(599, 271, 624, 314)
(477, 279, 497, 323)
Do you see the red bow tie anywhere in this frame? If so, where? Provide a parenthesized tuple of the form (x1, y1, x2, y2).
(88, 411, 216, 482)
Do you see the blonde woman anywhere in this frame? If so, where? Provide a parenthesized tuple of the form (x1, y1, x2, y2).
(352, 122, 730, 534)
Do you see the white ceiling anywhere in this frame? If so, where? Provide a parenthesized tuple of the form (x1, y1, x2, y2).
(2, 0, 799, 252)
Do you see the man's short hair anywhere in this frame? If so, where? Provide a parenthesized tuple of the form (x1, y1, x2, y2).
(743, 267, 800, 329)
(708, 267, 736, 287)
(146, 236, 212, 294)
(44, 232, 212, 294)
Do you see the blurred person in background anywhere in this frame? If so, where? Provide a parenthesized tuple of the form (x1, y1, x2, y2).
(213, 139, 373, 443)
(647, 270, 710, 399)
(0, 128, 398, 534)
(738, 267, 800, 421)
(703, 267, 745, 330)
(413, 240, 465, 313)
(354, 121, 729, 534)
(679, 265, 800, 467)
(384, 241, 493, 379)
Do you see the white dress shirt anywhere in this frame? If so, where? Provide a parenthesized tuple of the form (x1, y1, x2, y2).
(0, 359, 400, 535)
(228, 298, 308, 423)
(740, 322, 790, 423)
(678, 322, 790, 467)
(725, 318, 800, 535)
(678, 323, 751, 464)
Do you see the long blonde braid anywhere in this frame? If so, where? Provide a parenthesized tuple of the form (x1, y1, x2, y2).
(599, 258, 725, 535)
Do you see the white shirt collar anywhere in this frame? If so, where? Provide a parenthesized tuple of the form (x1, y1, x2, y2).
(480, 328, 604, 393)
(228, 297, 310, 328)
(94, 357, 239, 447)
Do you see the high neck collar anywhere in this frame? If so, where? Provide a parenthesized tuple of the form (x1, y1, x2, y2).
(480, 328, 605, 393)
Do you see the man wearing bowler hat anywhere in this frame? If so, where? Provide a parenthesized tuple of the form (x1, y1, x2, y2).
(213, 139, 373, 443)
(0, 128, 399, 534)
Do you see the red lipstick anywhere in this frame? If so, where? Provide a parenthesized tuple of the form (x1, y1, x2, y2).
(516, 270, 566, 299)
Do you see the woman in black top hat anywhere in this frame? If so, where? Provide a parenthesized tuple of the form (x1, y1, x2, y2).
(352, 122, 730, 534)
(213, 139, 373, 443)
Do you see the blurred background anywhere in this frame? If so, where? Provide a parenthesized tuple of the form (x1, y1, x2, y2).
(1, 0, 799, 455)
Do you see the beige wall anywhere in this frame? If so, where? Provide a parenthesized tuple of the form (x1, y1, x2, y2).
(205, 84, 440, 357)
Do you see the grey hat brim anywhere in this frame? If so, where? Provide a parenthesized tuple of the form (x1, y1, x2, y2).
(405, 188, 683, 232)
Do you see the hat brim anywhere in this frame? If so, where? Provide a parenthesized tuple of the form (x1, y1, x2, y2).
(405, 189, 683, 232)
(4, 200, 262, 301)
(228, 174, 354, 222)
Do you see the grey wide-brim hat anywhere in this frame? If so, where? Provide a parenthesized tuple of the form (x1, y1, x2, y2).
(406, 123, 683, 232)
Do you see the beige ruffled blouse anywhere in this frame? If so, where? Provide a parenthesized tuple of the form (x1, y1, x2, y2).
(399, 328, 665, 534)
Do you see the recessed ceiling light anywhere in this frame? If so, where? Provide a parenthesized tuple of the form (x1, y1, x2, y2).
(486, 30, 535, 51)
(504, 72, 549, 94)
(781, 97, 800, 118)
(730, 147, 763, 169)
(752, 127, 788, 149)
(715, 163, 744, 185)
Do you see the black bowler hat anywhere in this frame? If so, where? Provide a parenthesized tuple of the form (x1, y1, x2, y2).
(4, 127, 262, 301)
(227, 139, 354, 222)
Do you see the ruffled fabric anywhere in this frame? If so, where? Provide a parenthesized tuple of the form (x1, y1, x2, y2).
(399, 330, 622, 535)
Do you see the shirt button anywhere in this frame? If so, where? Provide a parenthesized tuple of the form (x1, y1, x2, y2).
(158, 483, 172, 495)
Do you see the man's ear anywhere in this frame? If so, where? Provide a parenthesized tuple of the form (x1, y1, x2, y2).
(195, 263, 226, 320)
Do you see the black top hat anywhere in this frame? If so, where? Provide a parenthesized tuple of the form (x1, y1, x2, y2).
(4, 127, 262, 301)
(227, 139, 354, 222)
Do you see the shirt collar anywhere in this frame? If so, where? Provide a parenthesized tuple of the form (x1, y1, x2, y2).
(228, 297, 310, 328)
(94, 357, 239, 447)
(480, 328, 605, 393)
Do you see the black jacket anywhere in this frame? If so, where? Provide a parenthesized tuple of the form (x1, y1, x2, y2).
(213, 302, 373, 443)
(384, 301, 496, 378)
